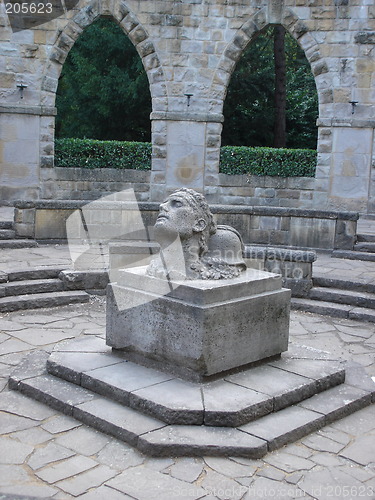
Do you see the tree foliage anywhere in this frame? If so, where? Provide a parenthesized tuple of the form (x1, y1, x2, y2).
(222, 26, 318, 149)
(56, 21, 318, 150)
(56, 18, 151, 141)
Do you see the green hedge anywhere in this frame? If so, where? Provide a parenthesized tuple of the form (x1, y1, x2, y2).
(55, 138, 152, 170)
(55, 138, 317, 177)
(220, 146, 317, 177)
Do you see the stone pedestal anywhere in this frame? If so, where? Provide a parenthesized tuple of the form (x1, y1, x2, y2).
(106, 268, 291, 381)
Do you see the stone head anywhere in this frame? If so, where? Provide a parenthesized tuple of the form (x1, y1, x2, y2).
(154, 188, 217, 256)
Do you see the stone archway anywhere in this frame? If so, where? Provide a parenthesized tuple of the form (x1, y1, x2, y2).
(37, 1, 167, 199)
(41, 2, 166, 107)
(207, 7, 327, 202)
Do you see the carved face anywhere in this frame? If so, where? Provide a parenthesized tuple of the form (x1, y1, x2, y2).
(155, 193, 206, 240)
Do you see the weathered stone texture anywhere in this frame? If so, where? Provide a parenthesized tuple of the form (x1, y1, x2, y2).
(0, 0, 374, 212)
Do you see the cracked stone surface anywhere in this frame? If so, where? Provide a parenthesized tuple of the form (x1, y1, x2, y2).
(0, 276, 374, 497)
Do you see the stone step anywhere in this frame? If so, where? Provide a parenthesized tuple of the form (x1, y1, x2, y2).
(291, 298, 375, 322)
(0, 278, 65, 297)
(354, 241, 375, 253)
(10, 371, 268, 458)
(357, 233, 375, 243)
(9, 350, 374, 458)
(347, 307, 375, 323)
(291, 297, 352, 318)
(6, 267, 64, 282)
(0, 239, 38, 249)
(46, 336, 346, 428)
(332, 250, 375, 262)
(0, 229, 16, 239)
(0, 221, 13, 230)
(309, 287, 375, 309)
(313, 276, 375, 294)
(0, 290, 89, 313)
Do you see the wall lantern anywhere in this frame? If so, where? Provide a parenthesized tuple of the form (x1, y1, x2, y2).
(184, 93, 193, 107)
(349, 100, 358, 114)
(17, 83, 28, 99)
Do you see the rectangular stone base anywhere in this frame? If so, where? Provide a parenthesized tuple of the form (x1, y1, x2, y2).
(106, 268, 291, 381)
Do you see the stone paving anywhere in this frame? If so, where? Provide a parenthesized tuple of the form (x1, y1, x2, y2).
(313, 252, 375, 287)
(0, 300, 374, 499)
(0, 207, 375, 498)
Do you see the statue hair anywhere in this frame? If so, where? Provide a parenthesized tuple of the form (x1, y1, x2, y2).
(174, 188, 217, 256)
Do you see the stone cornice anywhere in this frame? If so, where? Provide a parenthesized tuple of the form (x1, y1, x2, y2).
(150, 111, 224, 123)
(0, 105, 57, 116)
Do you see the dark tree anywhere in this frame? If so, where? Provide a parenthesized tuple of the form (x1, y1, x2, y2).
(222, 26, 318, 149)
(56, 18, 151, 141)
(273, 25, 287, 148)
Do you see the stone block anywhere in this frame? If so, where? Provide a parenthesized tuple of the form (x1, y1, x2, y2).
(137, 425, 268, 458)
(47, 351, 123, 385)
(17, 374, 95, 416)
(202, 379, 273, 427)
(289, 217, 336, 249)
(130, 378, 204, 424)
(106, 268, 290, 381)
(74, 397, 165, 447)
(298, 384, 372, 424)
(9, 351, 49, 388)
(13, 222, 34, 238)
(59, 270, 109, 291)
(227, 364, 318, 411)
(240, 406, 325, 451)
(35, 209, 75, 239)
(334, 219, 357, 250)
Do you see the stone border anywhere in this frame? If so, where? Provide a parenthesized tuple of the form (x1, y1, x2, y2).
(9, 340, 375, 458)
(13, 200, 358, 251)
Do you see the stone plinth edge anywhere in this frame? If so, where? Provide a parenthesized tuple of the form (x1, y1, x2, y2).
(8, 339, 375, 458)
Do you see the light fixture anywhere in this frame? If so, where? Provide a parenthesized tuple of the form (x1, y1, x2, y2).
(349, 100, 358, 114)
(17, 83, 28, 99)
(184, 93, 193, 107)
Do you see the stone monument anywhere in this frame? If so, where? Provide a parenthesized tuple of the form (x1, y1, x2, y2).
(10, 188, 374, 458)
(106, 188, 291, 381)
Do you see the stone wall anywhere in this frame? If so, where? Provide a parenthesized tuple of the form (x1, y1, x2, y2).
(41, 167, 151, 201)
(14, 199, 357, 251)
(0, 0, 374, 212)
(38, 166, 316, 208)
(207, 174, 316, 208)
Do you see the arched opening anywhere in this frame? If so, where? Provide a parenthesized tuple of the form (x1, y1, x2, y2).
(222, 25, 318, 150)
(55, 17, 152, 142)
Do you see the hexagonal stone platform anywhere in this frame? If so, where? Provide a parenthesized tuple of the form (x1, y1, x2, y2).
(9, 336, 375, 458)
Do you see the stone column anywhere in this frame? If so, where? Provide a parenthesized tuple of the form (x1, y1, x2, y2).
(150, 112, 223, 202)
(0, 105, 55, 201)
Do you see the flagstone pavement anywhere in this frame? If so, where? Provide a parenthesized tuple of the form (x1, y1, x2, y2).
(0, 206, 374, 499)
(0, 296, 374, 499)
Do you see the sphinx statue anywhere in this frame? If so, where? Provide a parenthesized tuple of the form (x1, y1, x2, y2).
(146, 188, 247, 280)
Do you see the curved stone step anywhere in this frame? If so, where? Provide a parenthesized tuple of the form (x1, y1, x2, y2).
(0, 290, 89, 312)
(332, 250, 375, 262)
(0, 221, 13, 230)
(355, 241, 375, 253)
(348, 307, 375, 323)
(7, 267, 65, 282)
(0, 229, 16, 239)
(309, 287, 375, 309)
(1, 278, 65, 297)
(292, 297, 375, 323)
(291, 297, 352, 318)
(0, 239, 38, 249)
(357, 233, 375, 243)
(313, 275, 375, 294)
